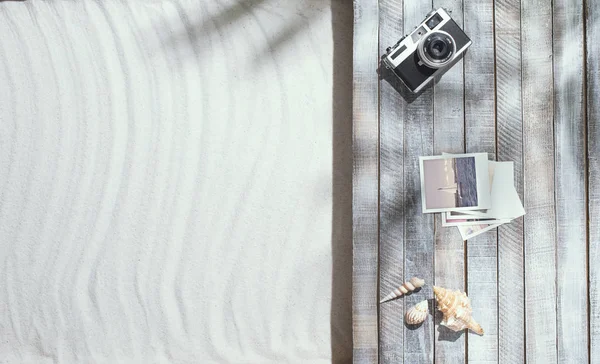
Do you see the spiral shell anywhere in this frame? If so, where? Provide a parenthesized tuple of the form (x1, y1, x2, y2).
(405, 300, 429, 325)
(380, 277, 425, 303)
(433, 286, 484, 335)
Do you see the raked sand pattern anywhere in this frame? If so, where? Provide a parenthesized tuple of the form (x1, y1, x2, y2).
(0, 1, 352, 362)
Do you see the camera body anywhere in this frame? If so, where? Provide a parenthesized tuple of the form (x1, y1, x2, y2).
(383, 8, 472, 93)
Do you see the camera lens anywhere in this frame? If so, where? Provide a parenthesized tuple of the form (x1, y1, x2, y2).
(428, 38, 449, 59)
(417, 31, 456, 69)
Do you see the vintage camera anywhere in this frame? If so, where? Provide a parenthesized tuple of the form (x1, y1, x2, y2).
(382, 8, 472, 93)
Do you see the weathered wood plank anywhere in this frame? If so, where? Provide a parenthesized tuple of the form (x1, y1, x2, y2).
(463, 0, 498, 361)
(466, 238, 498, 362)
(587, 0, 600, 360)
(378, 0, 405, 362)
(352, 0, 379, 362)
(522, 0, 558, 360)
(465, 0, 495, 155)
(552, 0, 588, 362)
(431, 0, 466, 362)
(402, 2, 434, 364)
(494, 0, 525, 360)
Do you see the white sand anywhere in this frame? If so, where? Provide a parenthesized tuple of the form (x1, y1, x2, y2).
(0, 1, 352, 362)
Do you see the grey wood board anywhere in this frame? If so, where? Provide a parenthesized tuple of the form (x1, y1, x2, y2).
(494, 0, 525, 361)
(401, 2, 435, 363)
(352, 0, 379, 362)
(466, 235, 498, 362)
(464, 0, 495, 155)
(587, 0, 600, 361)
(522, 0, 559, 361)
(431, 0, 467, 361)
(378, 0, 405, 362)
(552, 0, 589, 361)
(463, 0, 498, 361)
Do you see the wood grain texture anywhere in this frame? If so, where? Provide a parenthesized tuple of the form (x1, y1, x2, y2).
(463, 0, 498, 361)
(353, 0, 379, 362)
(371, 0, 597, 362)
(432, 0, 466, 362)
(552, 0, 589, 361)
(464, 0, 495, 154)
(522, 0, 558, 361)
(587, 0, 600, 360)
(401, 2, 435, 364)
(494, 0, 525, 360)
(377, 0, 405, 362)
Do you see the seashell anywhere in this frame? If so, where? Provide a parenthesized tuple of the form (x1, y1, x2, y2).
(380, 277, 425, 303)
(405, 300, 429, 325)
(433, 286, 484, 335)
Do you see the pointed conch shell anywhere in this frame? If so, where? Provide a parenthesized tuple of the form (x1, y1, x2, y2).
(380, 277, 425, 303)
(405, 300, 429, 325)
(433, 286, 484, 335)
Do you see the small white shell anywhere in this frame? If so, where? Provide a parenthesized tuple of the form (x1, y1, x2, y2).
(380, 277, 425, 303)
(405, 300, 429, 325)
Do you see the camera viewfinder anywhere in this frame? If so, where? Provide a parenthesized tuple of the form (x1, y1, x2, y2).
(426, 14, 443, 29)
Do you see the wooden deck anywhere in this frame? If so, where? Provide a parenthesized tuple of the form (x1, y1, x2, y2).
(352, 0, 599, 362)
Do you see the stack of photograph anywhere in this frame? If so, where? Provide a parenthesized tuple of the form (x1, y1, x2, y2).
(419, 153, 525, 240)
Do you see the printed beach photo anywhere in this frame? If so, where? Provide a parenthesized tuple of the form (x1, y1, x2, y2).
(419, 153, 491, 213)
